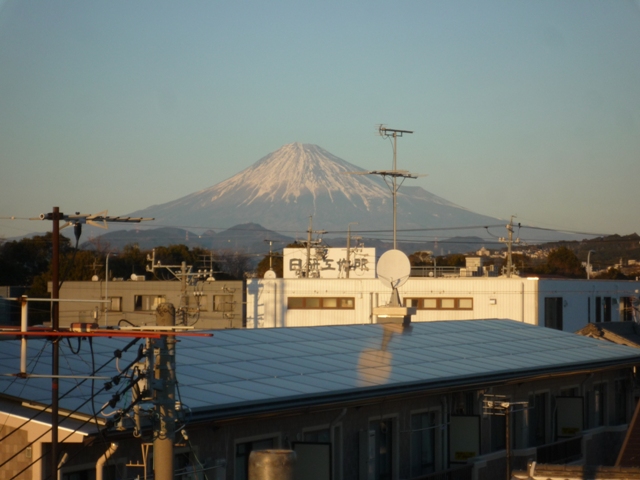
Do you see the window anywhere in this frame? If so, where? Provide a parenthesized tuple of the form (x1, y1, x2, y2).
(369, 419, 393, 480)
(235, 438, 275, 480)
(490, 413, 506, 452)
(411, 411, 436, 476)
(596, 297, 602, 323)
(603, 297, 612, 322)
(214, 295, 234, 312)
(622, 297, 633, 322)
(134, 295, 165, 311)
(107, 296, 122, 312)
(614, 380, 628, 425)
(529, 392, 548, 447)
(593, 383, 607, 427)
(405, 298, 473, 310)
(544, 297, 563, 330)
(287, 297, 355, 309)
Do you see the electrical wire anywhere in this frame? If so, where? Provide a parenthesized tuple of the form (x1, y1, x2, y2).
(0, 338, 140, 446)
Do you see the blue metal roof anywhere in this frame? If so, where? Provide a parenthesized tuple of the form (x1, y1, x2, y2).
(1, 320, 639, 423)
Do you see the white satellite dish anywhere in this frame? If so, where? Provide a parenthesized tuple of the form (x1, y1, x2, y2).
(377, 249, 411, 290)
(264, 269, 277, 279)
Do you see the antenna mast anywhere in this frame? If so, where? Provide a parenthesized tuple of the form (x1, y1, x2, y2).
(499, 216, 520, 278)
(304, 216, 326, 278)
(376, 126, 416, 249)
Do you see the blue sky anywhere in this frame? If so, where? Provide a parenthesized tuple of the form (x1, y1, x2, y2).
(1, 1, 639, 240)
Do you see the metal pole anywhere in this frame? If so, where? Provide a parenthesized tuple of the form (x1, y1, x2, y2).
(105, 253, 110, 327)
(52, 206, 60, 480)
(506, 222, 513, 279)
(346, 223, 358, 279)
(306, 217, 312, 278)
(20, 295, 28, 375)
(392, 132, 397, 250)
(180, 261, 187, 324)
(587, 250, 595, 280)
(153, 303, 176, 480)
(505, 405, 511, 480)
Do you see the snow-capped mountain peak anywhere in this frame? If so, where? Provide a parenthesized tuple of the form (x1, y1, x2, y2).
(128, 143, 497, 232)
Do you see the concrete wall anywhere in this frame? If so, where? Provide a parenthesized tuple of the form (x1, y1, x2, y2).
(53, 280, 245, 329)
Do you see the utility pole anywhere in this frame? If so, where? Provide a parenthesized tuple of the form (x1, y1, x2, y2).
(379, 126, 416, 250)
(304, 216, 326, 278)
(264, 239, 275, 271)
(26, 207, 152, 479)
(346, 222, 359, 279)
(153, 303, 177, 480)
(347, 126, 419, 250)
(499, 216, 520, 278)
(51, 207, 60, 480)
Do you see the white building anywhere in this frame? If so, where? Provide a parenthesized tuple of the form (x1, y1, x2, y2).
(246, 277, 640, 331)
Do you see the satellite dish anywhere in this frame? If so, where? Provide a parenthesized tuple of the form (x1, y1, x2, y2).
(377, 249, 411, 290)
(264, 269, 277, 279)
(130, 274, 138, 281)
(91, 275, 99, 282)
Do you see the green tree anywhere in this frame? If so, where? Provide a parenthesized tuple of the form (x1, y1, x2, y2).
(436, 253, 466, 267)
(0, 233, 71, 286)
(541, 246, 585, 278)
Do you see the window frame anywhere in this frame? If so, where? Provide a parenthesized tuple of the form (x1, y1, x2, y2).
(287, 297, 356, 310)
(404, 297, 474, 311)
(133, 294, 166, 311)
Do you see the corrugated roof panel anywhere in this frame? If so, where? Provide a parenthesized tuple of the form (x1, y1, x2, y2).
(1, 320, 640, 420)
(252, 376, 329, 395)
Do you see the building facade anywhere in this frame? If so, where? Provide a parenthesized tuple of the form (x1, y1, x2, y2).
(246, 277, 640, 331)
(51, 279, 245, 329)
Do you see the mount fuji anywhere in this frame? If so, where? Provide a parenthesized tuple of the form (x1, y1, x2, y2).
(128, 143, 502, 235)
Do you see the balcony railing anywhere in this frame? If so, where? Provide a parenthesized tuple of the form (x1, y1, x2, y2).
(536, 436, 582, 464)
(415, 463, 474, 480)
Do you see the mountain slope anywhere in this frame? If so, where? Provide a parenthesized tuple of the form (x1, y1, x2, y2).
(128, 143, 502, 233)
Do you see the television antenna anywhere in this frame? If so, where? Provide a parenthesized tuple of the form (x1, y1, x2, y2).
(346, 125, 424, 249)
(19, 206, 154, 477)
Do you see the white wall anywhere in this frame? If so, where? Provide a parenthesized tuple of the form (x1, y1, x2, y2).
(246, 277, 640, 331)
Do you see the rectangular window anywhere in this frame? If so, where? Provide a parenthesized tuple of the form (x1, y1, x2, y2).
(544, 297, 563, 330)
(107, 297, 122, 312)
(213, 295, 234, 312)
(411, 411, 436, 476)
(490, 413, 506, 452)
(369, 419, 393, 480)
(441, 298, 456, 309)
(287, 297, 356, 310)
(235, 438, 275, 480)
(405, 298, 473, 310)
(604, 297, 612, 322)
(622, 297, 634, 322)
(529, 392, 548, 446)
(134, 295, 165, 311)
(596, 297, 602, 323)
(323, 298, 338, 308)
(593, 383, 607, 427)
(614, 380, 627, 425)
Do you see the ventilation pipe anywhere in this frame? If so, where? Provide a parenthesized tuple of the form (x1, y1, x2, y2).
(96, 442, 118, 480)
